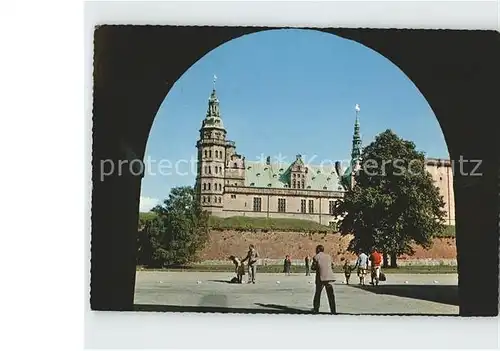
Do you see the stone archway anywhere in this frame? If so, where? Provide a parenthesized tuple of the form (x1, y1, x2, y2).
(90, 26, 499, 316)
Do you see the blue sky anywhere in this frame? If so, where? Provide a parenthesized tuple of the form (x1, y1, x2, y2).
(139, 29, 447, 211)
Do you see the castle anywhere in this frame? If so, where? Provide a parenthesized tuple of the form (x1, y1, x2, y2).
(194, 86, 455, 226)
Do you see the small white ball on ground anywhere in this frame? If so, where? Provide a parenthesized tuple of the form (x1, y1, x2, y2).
(433, 280, 439, 284)
(276, 281, 280, 284)
(197, 281, 202, 284)
(308, 281, 313, 284)
(404, 280, 409, 284)
(342, 280, 346, 284)
(159, 281, 163, 284)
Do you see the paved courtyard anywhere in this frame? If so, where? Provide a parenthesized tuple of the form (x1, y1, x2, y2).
(134, 271, 459, 315)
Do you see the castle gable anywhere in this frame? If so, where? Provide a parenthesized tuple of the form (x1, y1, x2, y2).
(244, 161, 342, 191)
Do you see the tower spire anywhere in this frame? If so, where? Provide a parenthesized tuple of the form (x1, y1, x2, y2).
(201, 76, 224, 130)
(351, 104, 362, 163)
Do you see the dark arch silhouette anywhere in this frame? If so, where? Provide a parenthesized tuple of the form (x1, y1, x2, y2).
(91, 26, 499, 316)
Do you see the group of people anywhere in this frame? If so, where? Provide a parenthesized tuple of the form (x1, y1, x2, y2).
(229, 244, 384, 314)
(343, 249, 384, 286)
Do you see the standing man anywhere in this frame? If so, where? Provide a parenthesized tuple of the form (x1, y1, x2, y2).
(353, 250, 369, 286)
(284, 255, 292, 276)
(242, 244, 259, 284)
(305, 255, 311, 276)
(311, 245, 337, 314)
(369, 249, 383, 286)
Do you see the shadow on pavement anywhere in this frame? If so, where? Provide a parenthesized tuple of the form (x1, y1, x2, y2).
(133, 304, 457, 316)
(254, 303, 309, 313)
(134, 304, 308, 314)
(350, 284, 459, 306)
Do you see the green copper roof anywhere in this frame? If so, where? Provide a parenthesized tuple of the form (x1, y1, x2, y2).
(244, 161, 343, 191)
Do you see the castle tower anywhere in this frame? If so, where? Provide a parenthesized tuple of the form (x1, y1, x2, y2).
(195, 78, 227, 212)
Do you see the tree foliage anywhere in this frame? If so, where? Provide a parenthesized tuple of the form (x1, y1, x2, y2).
(136, 186, 210, 267)
(333, 130, 446, 266)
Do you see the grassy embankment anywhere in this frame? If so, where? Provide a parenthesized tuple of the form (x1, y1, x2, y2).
(140, 212, 455, 237)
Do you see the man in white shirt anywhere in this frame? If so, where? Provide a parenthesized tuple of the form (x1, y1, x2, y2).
(353, 251, 369, 286)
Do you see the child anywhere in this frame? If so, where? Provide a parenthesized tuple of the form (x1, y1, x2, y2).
(229, 255, 245, 283)
(343, 259, 352, 285)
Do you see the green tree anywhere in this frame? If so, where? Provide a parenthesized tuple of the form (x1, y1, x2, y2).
(136, 186, 209, 267)
(334, 129, 446, 267)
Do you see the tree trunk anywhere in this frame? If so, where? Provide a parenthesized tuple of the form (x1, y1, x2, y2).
(382, 252, 389, 268)
(390, 253, 398, 268)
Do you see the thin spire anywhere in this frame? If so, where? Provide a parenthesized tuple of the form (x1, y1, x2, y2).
(201, 78, 225, 130)
(351, 104, 362, 163)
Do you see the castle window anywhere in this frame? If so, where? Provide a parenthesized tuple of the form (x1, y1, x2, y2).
(253, 197, 262, 212)
(204, 166, 208, 174)
(209, 150, 212, 158)
(209, 166, 212, 174)
(278, 198, 286, 213)
(204, 150, 207, 158)
(293, 174, 296, 178)
(327, 177, 331, 181)
(264, 167, 268, 171)
(215, 150, 218, 158)
(323, 186, 327, 190)
(208, 183, 211, 190)
(307, 185, 311, 189)
(439, 177, 443, 181)
(202, 196, 206, 203)
(247, 166, 252, 170)
(250, 183, 255, 186)
(301, 181, 305, 189)
(317, 170, 321, 174)
(218, 197, 222, 203)
(267, 183, 272, 187)
(256, 173, 261, 177)
(300, 199, 306, 214)
(234, 162, 238, 167)
(215, 167, 218, 174)
(219, 166, 222, 174)
(214, 196, 217, 203)
(207, 197, 211, 203)
(203, 183, 206, 190)
(272, 174, 277, 178)
(292, 180, 296, 188)
(302, 174, 305, 178)
(308, 200, 314, 213)
(231, 194, 236, 199)
(279, 168, 284, 172)
(329, 201, 335, 215)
